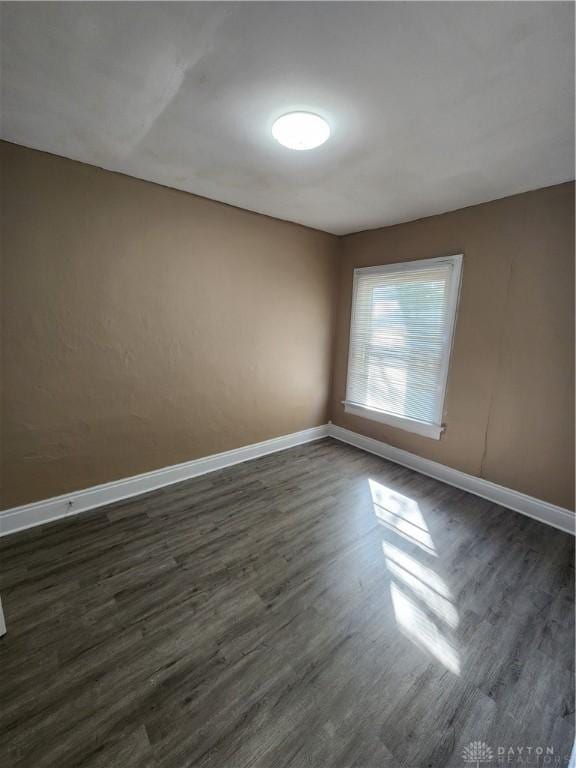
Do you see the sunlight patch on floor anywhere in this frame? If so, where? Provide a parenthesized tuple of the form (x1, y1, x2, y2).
(369, 479, 437, 554)
(369, 478, 461, 676)
(390, 582, 461, 675)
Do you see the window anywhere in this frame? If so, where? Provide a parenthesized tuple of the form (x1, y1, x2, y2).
(344, 254, 462, 439)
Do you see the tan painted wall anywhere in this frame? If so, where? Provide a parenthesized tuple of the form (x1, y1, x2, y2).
(2, 142, 573, 512)
(331, 183, 575, 510)
(0, 142, 338, 508)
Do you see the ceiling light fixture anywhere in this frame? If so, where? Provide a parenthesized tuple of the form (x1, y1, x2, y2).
(272, 112, 330, 150)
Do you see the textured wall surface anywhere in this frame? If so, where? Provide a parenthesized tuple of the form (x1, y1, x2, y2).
(1, 142, 337, 508)
(1, 142, 573, 512)
(331, 183, 575, 509)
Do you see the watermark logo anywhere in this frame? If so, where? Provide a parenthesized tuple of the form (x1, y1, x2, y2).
(461, 742, 563, 766)
(462, 742, 494, 766)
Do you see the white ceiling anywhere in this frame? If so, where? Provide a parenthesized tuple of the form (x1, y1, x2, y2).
(1, 2, 574, 235)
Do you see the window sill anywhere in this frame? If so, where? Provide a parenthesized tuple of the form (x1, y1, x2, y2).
(343, 402, 444, 440)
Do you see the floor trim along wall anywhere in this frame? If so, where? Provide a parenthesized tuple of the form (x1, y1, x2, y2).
(0, 425, 330, 537)
(329, 424, 575, 535)
(1, 423, 573, 537)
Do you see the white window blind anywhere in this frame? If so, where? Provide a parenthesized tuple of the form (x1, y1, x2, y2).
(344, 255, 462, 440)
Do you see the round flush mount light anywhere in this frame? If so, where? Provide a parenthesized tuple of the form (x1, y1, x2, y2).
(272, 112, 330, 150)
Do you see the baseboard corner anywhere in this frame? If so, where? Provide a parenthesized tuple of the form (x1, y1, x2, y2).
(327, 423, 575, 536)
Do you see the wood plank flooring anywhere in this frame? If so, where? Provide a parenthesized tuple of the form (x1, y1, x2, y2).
(0, 438, 574, 768)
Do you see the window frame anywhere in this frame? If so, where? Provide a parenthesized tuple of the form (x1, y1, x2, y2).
(343, 253, 463, 440)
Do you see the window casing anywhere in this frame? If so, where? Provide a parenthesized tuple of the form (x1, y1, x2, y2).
(344, 254, 463, 440)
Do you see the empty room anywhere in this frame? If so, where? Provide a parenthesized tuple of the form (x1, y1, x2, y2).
(0, 2, 574, 767)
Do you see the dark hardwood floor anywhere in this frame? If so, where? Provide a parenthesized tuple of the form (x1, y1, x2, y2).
(0, 438, 574, 768)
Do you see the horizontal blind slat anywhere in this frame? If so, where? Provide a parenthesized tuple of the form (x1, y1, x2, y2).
(346, 259, 458, 427)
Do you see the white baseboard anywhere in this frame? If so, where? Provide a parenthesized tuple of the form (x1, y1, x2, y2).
(0, 425, 330, 537)
(2, 422, 573, 538)
(328, 424, 575, 536)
